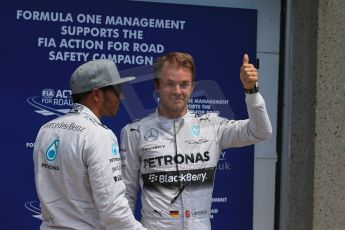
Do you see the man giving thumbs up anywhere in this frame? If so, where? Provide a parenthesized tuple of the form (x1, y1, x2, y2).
(120, 52, 272, 230)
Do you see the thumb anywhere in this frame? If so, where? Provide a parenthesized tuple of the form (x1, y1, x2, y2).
(243, 54, 249, 65)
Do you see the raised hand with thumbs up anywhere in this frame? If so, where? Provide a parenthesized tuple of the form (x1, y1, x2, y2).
(240, 54, 258, 91)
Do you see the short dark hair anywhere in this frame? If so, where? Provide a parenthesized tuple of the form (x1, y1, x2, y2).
(71, 85, 120, 103)
(71, 91, 91, 103)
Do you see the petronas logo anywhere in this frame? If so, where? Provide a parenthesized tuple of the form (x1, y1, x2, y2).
(112, 143, 118, 156)
(191, 125, 200, 137)
(45, 140, 59, 161)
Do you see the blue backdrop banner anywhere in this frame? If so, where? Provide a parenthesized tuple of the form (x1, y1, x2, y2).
(0, 1, 257, 229)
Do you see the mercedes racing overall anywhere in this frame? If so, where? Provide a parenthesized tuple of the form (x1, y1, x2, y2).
(34, 104, 146, 230)
(120, 93, 272, 230)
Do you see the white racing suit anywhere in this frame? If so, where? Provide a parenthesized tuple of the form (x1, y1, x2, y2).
(120, 93, 272, 230)
(34, 103, 146, 230)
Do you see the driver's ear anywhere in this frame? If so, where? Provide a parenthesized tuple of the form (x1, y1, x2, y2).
(191, 81, 196, 91)
(90, 88, 102, 102)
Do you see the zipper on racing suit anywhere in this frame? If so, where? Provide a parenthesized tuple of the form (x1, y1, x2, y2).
(171, 119, 185, 229)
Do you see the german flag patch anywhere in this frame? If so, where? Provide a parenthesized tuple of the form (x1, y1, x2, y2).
(169, 210, 179, 218)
